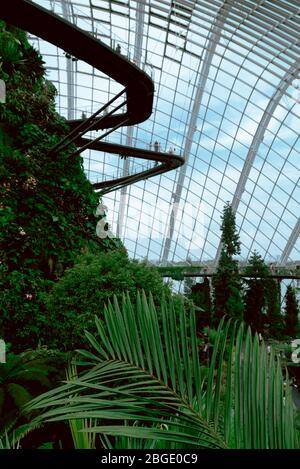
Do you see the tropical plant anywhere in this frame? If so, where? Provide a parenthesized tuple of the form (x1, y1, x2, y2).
(0, 349, 63, 436)
(0, 431, 20, 449)
(0, 266, 54, 351)
(42, 250, 171, 350)
(20, 293, 298, 449)
(0, 22, 122, 351)
(1, 21, 121, 276)
(66, 363, 96, 449)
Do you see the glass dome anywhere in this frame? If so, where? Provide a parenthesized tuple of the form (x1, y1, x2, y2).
(28, 0, 299, 266)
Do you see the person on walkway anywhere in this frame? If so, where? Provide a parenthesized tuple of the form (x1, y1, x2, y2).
(154, 140, 160, 152)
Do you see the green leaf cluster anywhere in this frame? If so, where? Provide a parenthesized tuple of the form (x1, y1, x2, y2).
(0, 348, 65, 436)
(20, 293, 299, 449)
(0, 21, 123, 351)
(41, 250, 172, 351)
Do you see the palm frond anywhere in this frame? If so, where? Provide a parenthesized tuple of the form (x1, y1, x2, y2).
(0, 431, 20, 449)
(22, 292, 298, 448)
(66, 363, 96, 449)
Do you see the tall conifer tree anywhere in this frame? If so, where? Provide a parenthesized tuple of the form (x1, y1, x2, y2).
(284, 284, 299, 338)
(212, 203, 244, 323)
(243, 251, 269, 332)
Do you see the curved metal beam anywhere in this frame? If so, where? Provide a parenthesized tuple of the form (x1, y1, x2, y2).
(1, 0, 154, 130)
(1, 0, 184, 199)
(280, 218, 300, 264)
(117, 0, 147, 237)
(214, 60, 300, 266)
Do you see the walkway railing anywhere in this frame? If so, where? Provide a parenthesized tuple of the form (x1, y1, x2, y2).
(2, 0, 184, 195)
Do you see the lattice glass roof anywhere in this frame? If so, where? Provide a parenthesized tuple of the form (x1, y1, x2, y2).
(28, 0, 299, 265)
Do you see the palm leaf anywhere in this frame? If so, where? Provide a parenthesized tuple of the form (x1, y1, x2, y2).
(23, 292, 298, 448)
(0, 431, 20, 449)
(66, 363, 96, 449)
(6, 383, 33, 409)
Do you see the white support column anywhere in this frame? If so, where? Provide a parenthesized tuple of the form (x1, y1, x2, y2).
(117, 0, 146, 238)
(61, 0, 75, 120)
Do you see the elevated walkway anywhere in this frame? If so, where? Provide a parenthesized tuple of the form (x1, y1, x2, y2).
(2, 0, 184, 195)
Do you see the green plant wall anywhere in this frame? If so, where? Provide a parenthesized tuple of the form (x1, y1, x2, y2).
(0, 21, 122, 350)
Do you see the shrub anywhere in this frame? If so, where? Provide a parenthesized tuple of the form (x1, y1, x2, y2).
(0, 265, 54, 352)
(0, 348, 66, 435)
(42, 250, 172, 350)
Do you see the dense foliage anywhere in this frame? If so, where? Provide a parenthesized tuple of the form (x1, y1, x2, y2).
(243, 251, 270, 332)
(184, 207, 299, 342)
(0, 21, 121, 349)
(0, 21, 120, 276)
(0, 349, 65, 436)
(243, 252, 284, 338)
(41, 250, 172, 350)
(17, 293, 299, 449)
(0, 22, 299, 451)
(265, 277, 283, 338)
(0, 266, 53, 351)
(190, 277, 212, 329)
